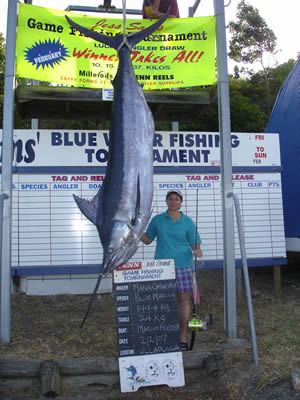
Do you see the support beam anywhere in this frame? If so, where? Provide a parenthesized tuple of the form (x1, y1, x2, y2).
(273, 265, 282, 298)
(189, 0, 202, 17)
(65, 5, 142, 15)
(213, 0, 236, 337)
(0, 0, 18, 344)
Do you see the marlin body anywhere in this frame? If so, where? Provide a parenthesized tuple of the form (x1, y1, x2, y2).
(66, 13, 169, 326)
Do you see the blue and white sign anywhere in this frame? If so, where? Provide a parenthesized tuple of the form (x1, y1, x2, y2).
(0, 130, 280, 167)
(0, 130, 286, 295)
(119, 352, 184, 392)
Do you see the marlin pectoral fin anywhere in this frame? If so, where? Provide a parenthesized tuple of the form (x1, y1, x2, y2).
(131, 175, 141, 227)
(73, 192, 100, 225)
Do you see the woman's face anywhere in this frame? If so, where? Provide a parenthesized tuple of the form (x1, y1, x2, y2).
(166, 193, 182, 211)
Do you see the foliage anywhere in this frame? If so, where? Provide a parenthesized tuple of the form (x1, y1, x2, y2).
(0, 34, 30, 129)
(0, 33, 4, 71)
(179, 86, 219, 132)
(229, 77, 267, 131)
(228, 0, 278, 70)
(249, 59, 296, 115)
(227, 0, 279, 115)
(228, 60, 295, 129)
(180, 79, 268, 133)
(180, 57, 295, 133)
(181, 102, 219, 132)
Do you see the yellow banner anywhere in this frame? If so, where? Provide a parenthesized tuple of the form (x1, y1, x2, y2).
(16, 3, 216, 90)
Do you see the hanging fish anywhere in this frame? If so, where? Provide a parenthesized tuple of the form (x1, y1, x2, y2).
(65, 11, 169, 327)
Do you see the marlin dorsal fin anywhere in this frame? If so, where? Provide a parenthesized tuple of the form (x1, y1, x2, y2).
(73, 192, 100, 225)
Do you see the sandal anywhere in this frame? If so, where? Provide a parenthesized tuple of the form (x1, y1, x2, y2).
(180, 342, 188, 351)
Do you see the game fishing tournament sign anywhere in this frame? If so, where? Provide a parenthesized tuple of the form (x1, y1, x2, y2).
(15, 3, 216, 89)
(113, 259, 185, 392)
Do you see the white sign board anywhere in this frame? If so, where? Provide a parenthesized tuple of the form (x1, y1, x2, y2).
(114, 259, 175, 283)
(0, 130, 285, 278)
(0, 130, 280, 167)
(119, 352, 184, 392)
(6, 172, 285, 268)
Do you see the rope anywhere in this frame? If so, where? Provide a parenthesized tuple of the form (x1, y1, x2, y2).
(122, 0, 126, 38)
(117, 0, 132, 53)
(193, 189, 200, 305)
(189, 189, 200, 351)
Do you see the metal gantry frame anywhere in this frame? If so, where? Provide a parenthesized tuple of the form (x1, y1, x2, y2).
(213, 0, 236, 338)
(1, 0, 237, 344)
(1, 0, 18, 344)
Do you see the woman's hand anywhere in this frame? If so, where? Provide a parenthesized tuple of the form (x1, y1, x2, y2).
(193, 248, 203, 258)
(141, 233, 152, 245)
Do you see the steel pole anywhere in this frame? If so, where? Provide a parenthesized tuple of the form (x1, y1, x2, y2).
(213, 0, 236, 337)
(188, 0, 202, 17)
(0, 194, 9, 270)
(228, 192, 259, 365)
(1, 0, 18, 344)
(24, 0, 38, 129)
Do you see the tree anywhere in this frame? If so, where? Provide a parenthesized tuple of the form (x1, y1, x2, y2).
(229, 77, 267, 131)
(249, 59, 295, 115)
(180, 79, 268, 133)
(0, 33, 30, 129)
(228, 0, 278, 114)
(228, 0, 278, 70)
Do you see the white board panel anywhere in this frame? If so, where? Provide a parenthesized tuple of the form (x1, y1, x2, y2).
(4, 172, 286, 267)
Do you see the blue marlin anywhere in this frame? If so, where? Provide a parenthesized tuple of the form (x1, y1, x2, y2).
(65, 12, 169, 327)
(125, 365, 137, 380)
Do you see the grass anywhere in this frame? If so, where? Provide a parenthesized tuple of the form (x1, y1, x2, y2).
(0, 266, 299, 386)
(252, 299, 300, 376)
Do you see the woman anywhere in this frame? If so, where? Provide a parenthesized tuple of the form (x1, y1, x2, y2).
(141, 189, 202, 351)
(142, 0, 180, 19)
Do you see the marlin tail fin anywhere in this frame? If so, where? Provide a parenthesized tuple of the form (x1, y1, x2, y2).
(65, 9, 170, 50)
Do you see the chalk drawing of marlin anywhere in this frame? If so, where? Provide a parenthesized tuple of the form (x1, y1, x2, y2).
(65, 11, 169, 327)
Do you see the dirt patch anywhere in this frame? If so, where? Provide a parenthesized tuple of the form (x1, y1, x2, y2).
(1, 265, 300, 399)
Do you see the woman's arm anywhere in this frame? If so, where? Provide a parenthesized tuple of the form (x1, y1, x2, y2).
(144, 0, 160, 18)
(141, 233, 153, 245)
(145, 0, 178, 19)
(153, 0, 161, 11)
(156, 11, 178, 18)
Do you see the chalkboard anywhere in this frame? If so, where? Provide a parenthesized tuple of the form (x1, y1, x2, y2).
(114, 280, 180, 357)
(114, 260, 185, 393)
(113, 260, 180, 357)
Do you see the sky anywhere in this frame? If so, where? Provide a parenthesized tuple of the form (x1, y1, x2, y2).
(0, 0, 299, 70)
